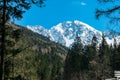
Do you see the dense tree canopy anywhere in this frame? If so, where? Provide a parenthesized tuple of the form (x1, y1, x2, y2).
(0, 0, 45, 80)
(0, 0, 45, 22)
(63, 38, 89, 80)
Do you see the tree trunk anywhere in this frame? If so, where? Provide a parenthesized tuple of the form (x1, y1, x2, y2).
(0, 0, 6, 80)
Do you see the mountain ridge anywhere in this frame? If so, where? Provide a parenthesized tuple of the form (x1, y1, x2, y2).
(27, 20, 120, 47)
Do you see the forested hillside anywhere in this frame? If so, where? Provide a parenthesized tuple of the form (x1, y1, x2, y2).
(63, 35, 120, 80)
(1, 0, 120, 80)
(1, 23, 120, 80)
(2, 23, 68, 80)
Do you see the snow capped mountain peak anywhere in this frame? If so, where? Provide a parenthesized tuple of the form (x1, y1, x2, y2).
(27, 20, 120, 47)
(74, 20, 95, 31)
(51, 23, 64, 34)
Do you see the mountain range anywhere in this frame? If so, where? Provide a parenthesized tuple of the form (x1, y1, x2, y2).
(5, 20, 120, 80)
(27, 20, 120, 47)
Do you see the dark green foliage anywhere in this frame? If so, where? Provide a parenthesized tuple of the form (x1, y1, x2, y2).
(0, 0, 45, 80)
(98, 34, 108, 61)
(2, 23, 120, 80)
(111, 43, 120, 71)
(63, 34, 120, 80)
(0, 0, 45, 21)
(3, 23, 67, 80)
(85, 45, 96, 61)
(36, 53, 63, 80)
(96, 34, 112, 80)
(2, 25, 22, 80)
(63, 38, 89, 80)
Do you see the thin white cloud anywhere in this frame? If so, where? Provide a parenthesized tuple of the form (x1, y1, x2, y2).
(80, 2, 86, 6)
(71, 1, 87, 6)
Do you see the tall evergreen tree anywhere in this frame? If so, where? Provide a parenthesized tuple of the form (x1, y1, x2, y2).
(97, 33, 112, 80)
(111, 40, 120, 70)
(83, 35, 98, 80)
(0, 0, 45, 80)
(86, 35, 98, 61)
(63, 37, 89, 80)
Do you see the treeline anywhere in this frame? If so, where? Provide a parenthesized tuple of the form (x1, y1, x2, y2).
(1, 24, 120, 80)
(63, 34, 120, 80)
(0, 25, 67, 80)
(0, 0, 45, 80)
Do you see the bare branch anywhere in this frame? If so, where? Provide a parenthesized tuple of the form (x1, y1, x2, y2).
(98, 0, 119, 3)
(96, 6, 120, 19)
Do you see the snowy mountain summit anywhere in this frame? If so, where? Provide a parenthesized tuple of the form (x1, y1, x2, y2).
(27, 20, 120, 47)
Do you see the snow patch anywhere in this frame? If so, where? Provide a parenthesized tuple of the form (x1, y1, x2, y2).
(26, 20, 120, 47)
(53, 23, 64, 34)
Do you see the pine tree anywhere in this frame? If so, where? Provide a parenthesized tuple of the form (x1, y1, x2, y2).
(97, 33, 112, 80)
(0, 0, 45, 80)
(86, 35, 98, 61)
(82, 35, 98, 80)
(111, 40, 120, 70)
(63, 37, 89, 80)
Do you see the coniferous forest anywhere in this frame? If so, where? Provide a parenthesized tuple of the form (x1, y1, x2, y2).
(0, 23, 120, 80)
(1, 0, 120, 80)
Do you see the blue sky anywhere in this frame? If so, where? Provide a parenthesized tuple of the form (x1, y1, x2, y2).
(15, 0, 109, 31)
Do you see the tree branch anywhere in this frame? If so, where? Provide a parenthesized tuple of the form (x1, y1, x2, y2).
(96, 6, 120, 19)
